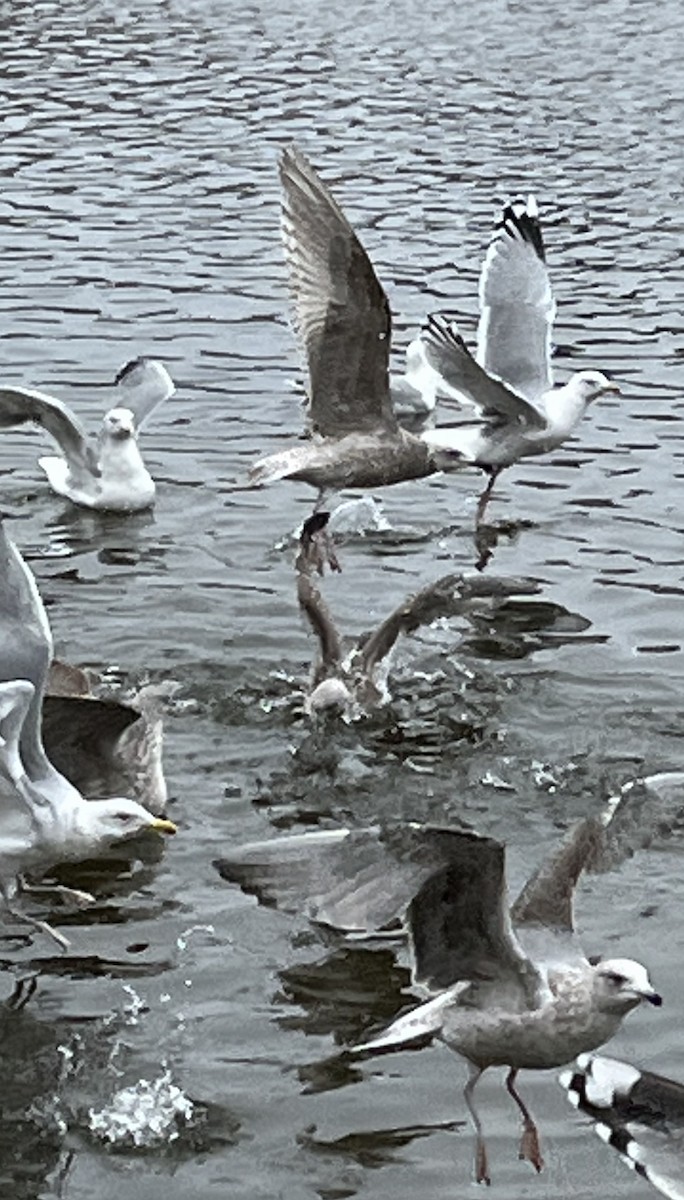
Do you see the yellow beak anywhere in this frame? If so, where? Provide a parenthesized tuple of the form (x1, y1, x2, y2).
(151, 818, 178, 835)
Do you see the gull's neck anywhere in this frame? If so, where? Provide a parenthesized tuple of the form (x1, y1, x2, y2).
(540, 383, 590, 438)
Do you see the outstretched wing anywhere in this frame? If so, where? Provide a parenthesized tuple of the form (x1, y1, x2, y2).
(0, 385, 98, 476)
(420, 314, 546, 429)
(279, 146, 397, 438)
(478, 196, 554, 400)
(113, 358, 176, 429)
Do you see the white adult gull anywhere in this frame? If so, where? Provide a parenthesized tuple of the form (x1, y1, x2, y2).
(419, 197, 620, 520)
(249, 147, 465, 540)
(216, 816, 661, 1185)
(0, 357, 175, 512)
(0, 518, 176, 948)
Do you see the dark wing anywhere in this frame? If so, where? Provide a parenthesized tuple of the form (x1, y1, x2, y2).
(420, 314, 546, 429)
(406, 828, 540, 999)
(215, 821, 474, 933)
(46, 658, 92, 697)
(295, 519, 343, 675)
(477, 196, 554, 400)
(279, 146, 397, 438)
(41, 696, 139, 799)
(561, 1054, 684, 1199)
(0, 385, 98, 476)
(113, 358, 176, 429)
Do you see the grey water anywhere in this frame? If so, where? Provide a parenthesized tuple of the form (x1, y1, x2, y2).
(0, 0, 683, 1195)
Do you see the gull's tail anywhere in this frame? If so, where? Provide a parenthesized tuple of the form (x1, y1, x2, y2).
(354, 986, 460, 1054)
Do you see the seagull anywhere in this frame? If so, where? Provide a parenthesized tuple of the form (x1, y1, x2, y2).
(560, 1053, 684, 1199)
(0, 518, 177, 949)
(42, 660, 168, 816)
(419, 197, 620, 520)
(216, 814, 661, 1185)
(0, 358, 175, 511)
(296, 512, 540, 716)
(249, 147, 465, 538)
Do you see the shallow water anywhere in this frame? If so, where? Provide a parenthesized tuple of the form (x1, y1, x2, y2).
(1, 0, 683, 1195)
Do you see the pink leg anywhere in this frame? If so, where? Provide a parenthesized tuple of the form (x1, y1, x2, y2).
(464, 1064, 491, 1185)
(505, 1069, 544, 1173)
(476, 467, 502, 525)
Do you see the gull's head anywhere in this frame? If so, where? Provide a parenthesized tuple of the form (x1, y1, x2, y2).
(102, 406, 136, 441)
(306, 677, 353, 716)
(82, 798, 177, 848)
(592, 958, 662, 1013)
(567, 371, 621, 406)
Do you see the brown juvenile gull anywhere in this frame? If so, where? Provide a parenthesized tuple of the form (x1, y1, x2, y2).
(42, 660, 168, 816)
(249, 147, 465, 538)
(419, 196, 620, 520)
(560, 1053, 684, 1199)
(0, 519, 177, 949)
(217, 815, 661, 1184)
(0, 358, 175, 511)
(296, 511, 539, 716)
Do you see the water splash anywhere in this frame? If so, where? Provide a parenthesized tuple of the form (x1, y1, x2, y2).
(87, 1069, 194, 1149)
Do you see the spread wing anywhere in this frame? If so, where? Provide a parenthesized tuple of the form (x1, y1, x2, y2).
(279, 146, 397, 438)
(420, 314, 547, 429)
(477, 196, 554, 400)
(0, 385, 98, 476)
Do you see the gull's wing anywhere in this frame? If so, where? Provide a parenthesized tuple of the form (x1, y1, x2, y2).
(215, 822, 477, 933)
(477, 196, 554, 400)
(561, 1054, 684, 1200)
(279, 146, 397, 438)
(295, 523, 343, 674)
(0, 520, 54, 781)
(511, 817, 602, 968)
(359, 572, 541, 676)
(406, 829, 542, 1002)
(0, 386, 98, 476)
(420, 314, 546, 429)
(112, 358, 176, 429)
(41, 695, 138, 792)
(46, 658, 92, 698)
(0, 679, 35, 787)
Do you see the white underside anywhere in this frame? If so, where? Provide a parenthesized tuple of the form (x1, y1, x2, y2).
(39, 453, 156, 512)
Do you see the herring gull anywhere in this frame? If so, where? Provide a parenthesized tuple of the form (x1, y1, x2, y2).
(0, 358, 175, 512)
(215, 815, 660, 1184)
(296, 512, 539, 716)
(419, 197, 620, 520)
(561, 1053, 684, 1199)
(248, 147, 465, 542)
(0, 518, 176, 948)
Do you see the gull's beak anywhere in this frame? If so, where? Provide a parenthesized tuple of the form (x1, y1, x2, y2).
(645, 990, 663, 1007)
(150, 817, 177, 836)
(602, 381, 621, 395)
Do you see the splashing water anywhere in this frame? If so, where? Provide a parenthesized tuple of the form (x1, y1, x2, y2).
(87, 1069, 194, 1149)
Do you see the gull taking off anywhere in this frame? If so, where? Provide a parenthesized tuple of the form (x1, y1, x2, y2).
(249, 147, 465, 532)
(420, 198, 620, 520)
(0, 357, 175, 511)
(0, 519, 176, 948)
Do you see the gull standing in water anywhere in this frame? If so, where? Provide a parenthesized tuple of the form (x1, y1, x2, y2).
(249, 147, 467, 550)
(419, 198, 620, 520)
(0, 519, 177, 948)
(0, 357, 175, 511)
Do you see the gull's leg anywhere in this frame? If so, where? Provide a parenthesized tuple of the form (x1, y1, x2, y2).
(3, 902, 70, 951)
(7, 974, 38, 1010)
(19, 881, 95, 909)
(505, 1068, 544, 1173)
(476, 467, 503, 525)
(464, 1062, 490, 1185)
(302, 507, 341, 574)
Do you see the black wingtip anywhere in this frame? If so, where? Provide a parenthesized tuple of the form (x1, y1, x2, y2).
(421, 313, 469, 353)
(114, 357, 149, 386)
(496, 196, 546, 262)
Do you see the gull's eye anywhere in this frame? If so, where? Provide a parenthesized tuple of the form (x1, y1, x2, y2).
(114, 812, 131, 823)
(605, 971, 627, 986)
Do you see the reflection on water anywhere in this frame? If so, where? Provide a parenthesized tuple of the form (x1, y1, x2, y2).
(1, 0, 684, 1196)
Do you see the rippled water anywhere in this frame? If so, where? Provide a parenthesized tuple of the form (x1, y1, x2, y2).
(1, 0, 683, 1196)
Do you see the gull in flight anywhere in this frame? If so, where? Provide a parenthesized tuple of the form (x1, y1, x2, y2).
(216, 815, 660, 1184)
(0, 519, 177, 948)
(0, 357, 175, 512)
(420, 197, 620, 520)
(561, 1053, 684, 1199)
(249, 147, 468, 548)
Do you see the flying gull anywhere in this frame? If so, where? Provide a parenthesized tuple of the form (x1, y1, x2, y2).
(419, 198, 620, 520)
(296, 512, 539, 716)
(0, 358, 175, 511)
(216, 815, 660, 1184)
(42, 660, 168, 816)
(560, 1053, 684, 1199)
(249, 147, 468, 538)
(0, 518, 176, 948)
